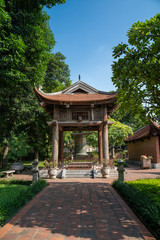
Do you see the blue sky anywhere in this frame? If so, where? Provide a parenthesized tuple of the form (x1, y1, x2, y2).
(45, 0, 160, 92)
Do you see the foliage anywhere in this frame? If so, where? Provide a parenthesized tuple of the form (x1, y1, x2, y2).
(90, 150, 98, 160)
(126, 179, 160, 208)
(111, 106, 145, 132)
(86, 121, 133, 149)
(0, 179, 47, 226)
(0, 0, 70, 167)
(113, 179, 160, 239)
(109, 119, 133, 147)
(112, 13, 160, 119)
(43, 52, 71, 92)
(7, 132, 31, 161)
(114, 159, 128, 167)
(0, 0, 54, 161)
(44, 159, 57, 169)
(63, 132, 75, 156)
(87, 132, 98, 149)
(23, 160, 45, 169)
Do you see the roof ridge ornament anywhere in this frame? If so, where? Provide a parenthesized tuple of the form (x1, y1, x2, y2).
(78, 74, 81, 82)
(39, 85, 43, 91)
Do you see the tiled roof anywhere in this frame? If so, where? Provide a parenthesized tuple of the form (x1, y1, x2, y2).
(125, 121, 160, 142)
(34, 87, 117, 103)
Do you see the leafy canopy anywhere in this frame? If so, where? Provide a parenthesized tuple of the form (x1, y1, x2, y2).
(112, 13, 160, 119)
(0, 0, 69, 165)
(108, 120, 133, 148)
(86, 120, 133, 149)
(111, 106, 145, 132)
(43, 52, 71, 92)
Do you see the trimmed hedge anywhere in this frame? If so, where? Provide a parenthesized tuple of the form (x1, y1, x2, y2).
(113, 180, 160, 239)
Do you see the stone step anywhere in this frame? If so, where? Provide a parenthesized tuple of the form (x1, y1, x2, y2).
(67, 162, 93, 169)
(65, 169, 92, 178)
(68, 162, 93, 164)
(66, 170, 91, 173)
(96, 168, 118, 178)
(68, 163, 92, 165)
(67, 166, 91, 169)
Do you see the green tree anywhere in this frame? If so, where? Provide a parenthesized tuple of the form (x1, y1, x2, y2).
(63, 132, 75, 159)
(0, 0, 67, 168)
(112, 13, 160, 119)
(111, 106, 145, 132)
(109, 120, 133, 148)
(86, 120, 133, 151)
(87, 132, 98, 149)
(43, 52, 71, 92)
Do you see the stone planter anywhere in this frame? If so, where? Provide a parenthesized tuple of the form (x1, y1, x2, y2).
(10, 162, 24, 173)
(140, 155, 152, 169)
(48, 168, 57, 179)
(101, 167, 110, 178)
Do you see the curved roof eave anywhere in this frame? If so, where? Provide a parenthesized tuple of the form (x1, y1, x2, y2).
(34, 87, 118, 105)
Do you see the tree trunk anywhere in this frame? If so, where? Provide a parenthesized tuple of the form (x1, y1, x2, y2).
(2, 145, 9, 169)
(35, 147, 39, 161)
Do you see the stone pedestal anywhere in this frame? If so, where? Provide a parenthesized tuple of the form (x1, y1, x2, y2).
(75, 134, 88, 159)
(32, 160, 39, 182)
(117, 160, 125, 182)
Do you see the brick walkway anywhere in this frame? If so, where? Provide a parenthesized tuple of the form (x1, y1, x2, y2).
(0, 179, 157, 239)
(0, 164, 159, 240)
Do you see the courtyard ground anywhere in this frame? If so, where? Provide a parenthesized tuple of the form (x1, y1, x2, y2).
(0, 164, 159, 240)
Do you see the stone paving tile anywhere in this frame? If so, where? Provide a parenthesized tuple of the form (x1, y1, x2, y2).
(0, 175, 157, 240)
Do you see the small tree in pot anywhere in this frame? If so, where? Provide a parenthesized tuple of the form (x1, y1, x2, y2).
(45, 159, 58, 179)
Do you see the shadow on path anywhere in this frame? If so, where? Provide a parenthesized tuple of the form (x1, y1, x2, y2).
(1, 182, 149, 240)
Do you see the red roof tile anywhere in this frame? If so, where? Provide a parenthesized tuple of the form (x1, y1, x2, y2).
(126, 122, 160, 142)
(34, 87, 117, 103)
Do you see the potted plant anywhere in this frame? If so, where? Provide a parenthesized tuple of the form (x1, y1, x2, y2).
(45, 159, 58, 179)
(101, 160, 110, 178)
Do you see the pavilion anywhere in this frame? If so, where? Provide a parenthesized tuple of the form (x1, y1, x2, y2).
(34, 79, 117, 170)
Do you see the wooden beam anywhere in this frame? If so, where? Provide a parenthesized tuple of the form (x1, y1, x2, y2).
(71, 132, 92, 135)
(47, 120, 57, 127)
(107, 120, 114, 125)
(40, 102, 47, 107)
(58, 121, 103, 127)
(63, 126, 99, 131)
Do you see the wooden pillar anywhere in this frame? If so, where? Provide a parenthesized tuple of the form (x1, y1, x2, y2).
(59, 129, 64, 163)
(52, 121, 58, 167)
(90, 104, 94, 121)
(103, 105, 109, 162)
(98, 127, 103, 164)
(103, 124, 109, 162)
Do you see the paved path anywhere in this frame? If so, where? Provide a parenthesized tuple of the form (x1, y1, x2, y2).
(0, 179, 156, 240)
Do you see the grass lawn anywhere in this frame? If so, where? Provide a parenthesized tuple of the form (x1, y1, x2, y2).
(0, 179, 47, 226)
(23, 160, 45, 169)
(113, 179, 160, 239)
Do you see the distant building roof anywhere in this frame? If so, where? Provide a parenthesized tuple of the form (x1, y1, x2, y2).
(125, 121, 160, 142)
